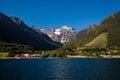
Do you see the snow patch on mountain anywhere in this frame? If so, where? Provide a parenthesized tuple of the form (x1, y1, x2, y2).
(40, 26, 76, 43)
(54, 29, 61, 35)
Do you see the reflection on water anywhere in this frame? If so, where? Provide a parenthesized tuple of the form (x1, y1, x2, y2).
(0, 58, 120, 80)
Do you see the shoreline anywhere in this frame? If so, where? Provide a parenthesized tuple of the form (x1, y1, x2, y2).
(1, 55, 120, 59)
(0, 57, 42, 59)
(67, 55, 120, 58)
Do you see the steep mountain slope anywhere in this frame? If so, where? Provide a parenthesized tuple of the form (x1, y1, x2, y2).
(0, 12, 61, 50)
(76, 12, 120, 48)
(105, 12, 120, 47)
(76, 24, 97, 40)
(40, 26, 76, 43)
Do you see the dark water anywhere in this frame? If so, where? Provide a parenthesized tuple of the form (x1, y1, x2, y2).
(0, 58, 120, 80)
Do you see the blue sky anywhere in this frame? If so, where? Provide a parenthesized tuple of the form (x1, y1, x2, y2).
(0, 0, 120, 31)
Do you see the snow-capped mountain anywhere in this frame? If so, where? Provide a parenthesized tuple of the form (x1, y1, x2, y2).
(40, 26, 76, 43)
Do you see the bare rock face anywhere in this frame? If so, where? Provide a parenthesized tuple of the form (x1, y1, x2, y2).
(40, 26, 77, 43)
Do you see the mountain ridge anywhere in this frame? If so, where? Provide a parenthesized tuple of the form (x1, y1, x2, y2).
(40, 26, 76, 43)
(0, 12, 61, 50)
(74, 11, 120, 48)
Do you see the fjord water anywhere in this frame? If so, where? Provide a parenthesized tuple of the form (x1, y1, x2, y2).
(0, 58, 120, 80)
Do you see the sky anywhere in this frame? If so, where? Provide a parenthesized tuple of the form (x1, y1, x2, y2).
(0, 0, 120, 31)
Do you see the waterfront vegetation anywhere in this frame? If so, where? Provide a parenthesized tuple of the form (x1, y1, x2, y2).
(0, 52, 9, 58)
(0, 41, 120, 58)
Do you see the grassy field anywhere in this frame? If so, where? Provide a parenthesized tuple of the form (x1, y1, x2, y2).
(85, 33, 108, 48)
(0, 52, 9, 58)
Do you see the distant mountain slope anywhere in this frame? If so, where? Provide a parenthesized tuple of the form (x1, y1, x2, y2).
(40, 26, 76, 43)
(76, 24, 97, 40)
(76, 12, 120, 48)
(0, 12, 61, 50)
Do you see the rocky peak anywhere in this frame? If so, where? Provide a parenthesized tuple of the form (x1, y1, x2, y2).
(76, 24, 97, 39)
(87, 24, 97, 32)
(0, 12, 24, 26)
(10, 16, 23, 25)
(9, 16, 29, 31)
(0, 12, 13, 24)
(40, 26, 76, 43)
(111, 11, 120, 18)
(61, 26, 72, 30)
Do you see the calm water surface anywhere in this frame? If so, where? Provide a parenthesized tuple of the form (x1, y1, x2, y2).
(0, 58, 120, 80)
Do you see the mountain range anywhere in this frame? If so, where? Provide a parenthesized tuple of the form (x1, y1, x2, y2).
(0, 12, 61, 50)
(40, 26, 76, 43)
(0, 11, 120, 51)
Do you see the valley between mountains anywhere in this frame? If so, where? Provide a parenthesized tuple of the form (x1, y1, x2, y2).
(0, 11, 120, 58)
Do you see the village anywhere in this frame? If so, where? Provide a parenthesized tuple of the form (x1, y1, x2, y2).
(14, 53, 40, 59)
